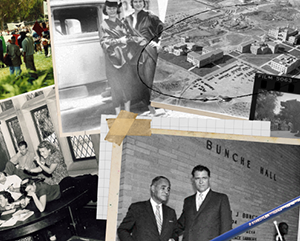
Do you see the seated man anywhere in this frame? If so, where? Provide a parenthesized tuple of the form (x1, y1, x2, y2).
(10, 141, 36, 170)
(0, 171, 22, 201)
(3, 161, 31, 180)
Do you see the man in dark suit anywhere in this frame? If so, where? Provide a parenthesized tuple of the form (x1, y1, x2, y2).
(117, 176, 178, 241)
(177, 165, 232, 241)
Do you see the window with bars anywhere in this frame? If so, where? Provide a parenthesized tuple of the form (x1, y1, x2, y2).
(68, 135, 96, 161)
(6, 117, 24, 152)
(31, 105, 96, 162)
(31, 105, 60, 151)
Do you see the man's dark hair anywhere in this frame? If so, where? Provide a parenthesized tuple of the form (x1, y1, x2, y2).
(191, 165, 210, 177)
(150, 176, 170, 187)
(20, 178, 44, 196)
(18, 141, 28, 148)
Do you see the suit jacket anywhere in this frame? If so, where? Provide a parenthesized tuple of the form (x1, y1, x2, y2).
(177, 190, 232, 241)
(117, 200, 178, 241)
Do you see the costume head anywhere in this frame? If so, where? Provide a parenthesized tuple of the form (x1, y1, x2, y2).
(278, 222, 288, 235)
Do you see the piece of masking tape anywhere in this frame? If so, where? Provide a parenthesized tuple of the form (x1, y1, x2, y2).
(105, 110, 151, 145)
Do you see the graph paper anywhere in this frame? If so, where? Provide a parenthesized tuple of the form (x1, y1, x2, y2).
(96, 115, 270, 219)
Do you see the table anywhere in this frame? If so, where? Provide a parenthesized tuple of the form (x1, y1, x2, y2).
(0, 190, 91, 241)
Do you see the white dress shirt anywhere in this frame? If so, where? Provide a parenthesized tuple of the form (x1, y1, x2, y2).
(196, 187, 210, 211)
(150, 198, 163, 223)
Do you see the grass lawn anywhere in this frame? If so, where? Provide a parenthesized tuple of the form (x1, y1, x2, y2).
(0, 52, 54, 100)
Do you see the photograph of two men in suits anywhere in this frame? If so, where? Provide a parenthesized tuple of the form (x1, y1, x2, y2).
(117, 165, 232, 241)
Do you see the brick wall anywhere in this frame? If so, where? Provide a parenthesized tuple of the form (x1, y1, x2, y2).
(117, 135, 300, 241)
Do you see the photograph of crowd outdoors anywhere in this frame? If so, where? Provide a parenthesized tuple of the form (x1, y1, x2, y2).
(50, 0, 173, 134)
(0, 0, 54, 100)
(150, 0, 300, 119)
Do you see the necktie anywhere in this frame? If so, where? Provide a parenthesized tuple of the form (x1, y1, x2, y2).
(197, 193, 204, 211)
(155, 205, 162, 234)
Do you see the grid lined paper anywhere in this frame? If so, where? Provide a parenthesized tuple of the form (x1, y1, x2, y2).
(96, 115, 270, 219)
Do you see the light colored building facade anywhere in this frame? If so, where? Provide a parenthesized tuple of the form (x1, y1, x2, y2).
(187, 49, 224, 68)
(268, 27, 298, 42)
(270, 54, 300, 74)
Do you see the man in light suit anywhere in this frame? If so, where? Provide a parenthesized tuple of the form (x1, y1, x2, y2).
(177, 165, 232, 241)
(117, 176, 178, 241)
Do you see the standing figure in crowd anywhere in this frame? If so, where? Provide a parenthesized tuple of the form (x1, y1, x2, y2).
(41, 34, 50, 58)
(18, 31, 27, 48)
(117, 176, 178, 241)
(124, 0, 164, 114)
(20, 174, 98, 212)
(9, 141, 35, 170)
(22, 32, 38, 80)
(100, 0, 135, 115)
(0, 36, 4, 68)
(25, 141, 69, 185)
(177, 165, 232, 241)
(7, 36, 22, 76)
(32, 31, 42, 54)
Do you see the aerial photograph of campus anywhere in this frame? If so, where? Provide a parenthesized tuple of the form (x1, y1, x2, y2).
(151, 0, 300, 118)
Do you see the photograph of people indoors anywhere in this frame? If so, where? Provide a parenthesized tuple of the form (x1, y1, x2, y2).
(112, 135, 300, 241)
(0, 87, 105, 241)
(50, 0, 165, 134)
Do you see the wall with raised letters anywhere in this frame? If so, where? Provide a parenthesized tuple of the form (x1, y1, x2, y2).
(117, 134, 300, 241)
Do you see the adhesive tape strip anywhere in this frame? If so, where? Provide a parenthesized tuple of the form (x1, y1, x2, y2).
(105, 110, 151, 145)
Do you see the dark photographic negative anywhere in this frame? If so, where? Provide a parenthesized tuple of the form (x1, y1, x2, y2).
(250, 73, 300, 139)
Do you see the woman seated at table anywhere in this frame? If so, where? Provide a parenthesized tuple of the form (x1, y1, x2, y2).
(20, 174, 98, 212)
(0, 191, 26, 213)
(25, 141, 69, 185)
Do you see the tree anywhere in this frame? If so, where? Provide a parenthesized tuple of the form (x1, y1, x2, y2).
(254, 90, 282, 120)
(0, 0, 44, 30)
(278, 99, 300, 132)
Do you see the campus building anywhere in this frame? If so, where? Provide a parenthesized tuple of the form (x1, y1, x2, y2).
(239, 40, 279, 54)
(269, 54, 300, 74)
(268, 26, 298, 42)
(165, 43, 188, 56)
(187, 48, 223, 68)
